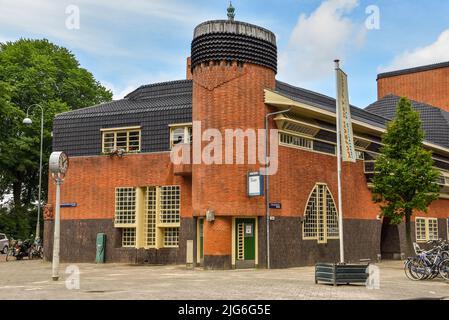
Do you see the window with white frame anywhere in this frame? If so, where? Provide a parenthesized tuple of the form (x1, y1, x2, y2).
(279, 132, 313, 150)
(115, 185, 181, 248)
(164, 228, 180, 247)
(115, 188, 136, 225)
(170, 124, 192, 149)
(415, 217, 439, 242)
(159, 186, 181, 224)
(303, 184, 339, 244)
(102, 127, 141, 153)
(122, 228, 136, 247)
(144, 187, 157, 247)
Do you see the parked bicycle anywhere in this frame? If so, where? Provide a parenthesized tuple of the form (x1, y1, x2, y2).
(28, 237, 44, 260)
(6, 238, 32, 261)
(404, 239, 449, 281)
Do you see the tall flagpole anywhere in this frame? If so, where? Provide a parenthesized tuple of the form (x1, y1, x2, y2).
(334, 59, 345, 264)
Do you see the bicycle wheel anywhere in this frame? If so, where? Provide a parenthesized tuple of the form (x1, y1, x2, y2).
(405, 259, 424, 280)
(5, 248, 13, 261)
(438, 259, 449, 280)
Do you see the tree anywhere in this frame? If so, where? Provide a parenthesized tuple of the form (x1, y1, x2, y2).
(0, 39, 112, 236)
(372, 97, 440, 256)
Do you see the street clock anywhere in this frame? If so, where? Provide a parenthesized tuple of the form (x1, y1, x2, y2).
(49, 151, 69, 175)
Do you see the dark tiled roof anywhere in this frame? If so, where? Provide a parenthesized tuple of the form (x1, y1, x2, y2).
(53, 80, 192, 156)
(54, 78, 449, 157)
(365, 95, 449, 149)
(274, 80, 390, 128)
(56, 80, 192, 120)
(377, 61, 449, 80)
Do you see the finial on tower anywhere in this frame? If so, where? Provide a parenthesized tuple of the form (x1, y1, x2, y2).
(227, 1, 235, 21)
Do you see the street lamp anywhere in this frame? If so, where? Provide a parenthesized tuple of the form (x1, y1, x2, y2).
(23, 104, 44, 240)
(264, 107, 291, 269)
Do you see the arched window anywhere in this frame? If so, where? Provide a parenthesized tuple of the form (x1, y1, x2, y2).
(303, 184, 339, 244)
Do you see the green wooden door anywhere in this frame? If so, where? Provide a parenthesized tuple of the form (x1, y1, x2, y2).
(235, 218, 256, 267)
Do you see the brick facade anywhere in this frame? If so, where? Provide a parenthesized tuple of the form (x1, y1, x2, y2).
(47, 153, 192, 221)
(44, 19, 449, 269)
(378, 64, 449, 112)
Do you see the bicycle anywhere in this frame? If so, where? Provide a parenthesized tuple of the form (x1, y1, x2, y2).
(404, 240, 449, 281)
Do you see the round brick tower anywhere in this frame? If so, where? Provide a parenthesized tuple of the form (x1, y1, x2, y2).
(191, 15, 277, 269)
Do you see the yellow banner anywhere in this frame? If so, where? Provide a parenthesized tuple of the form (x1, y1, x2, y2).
(336, 69, 356, 162)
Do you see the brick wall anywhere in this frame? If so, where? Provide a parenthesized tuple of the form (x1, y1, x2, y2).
(271, 145, 449, 220)
(271, 146, 378, 219)
(191, 62, 276, 218)
(46, 152, 192, 220)
(378, 66, 449, 112)
(203, 216, 232, 255)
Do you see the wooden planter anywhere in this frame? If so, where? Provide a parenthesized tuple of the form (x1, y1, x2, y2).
(315, 263, 369, 286)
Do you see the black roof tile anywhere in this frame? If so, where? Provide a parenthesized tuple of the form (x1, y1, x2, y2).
(274, 80, 390, 128)
(365, 95, 449, 149)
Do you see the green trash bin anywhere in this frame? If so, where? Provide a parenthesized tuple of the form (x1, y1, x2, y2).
(95, 233, 106, 263)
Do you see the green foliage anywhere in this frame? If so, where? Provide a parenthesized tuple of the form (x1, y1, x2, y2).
(0, 206, 35, 240)
(0, 38, 112, 237)
(373, 97, 440, 224)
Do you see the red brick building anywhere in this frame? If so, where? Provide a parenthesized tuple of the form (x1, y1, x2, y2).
(44, 14, 449, 269)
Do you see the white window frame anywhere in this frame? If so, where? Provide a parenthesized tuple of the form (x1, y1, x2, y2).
(169, 123, 192, 149)
(415, 217, 439, 243)
(303, 183, 339, 244)
(101, 126, 141, 154)
(115, 185, 181, 249)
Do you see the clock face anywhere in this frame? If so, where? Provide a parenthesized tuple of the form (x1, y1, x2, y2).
(49, 152, 68, 174)
(59, 152, 69, 174)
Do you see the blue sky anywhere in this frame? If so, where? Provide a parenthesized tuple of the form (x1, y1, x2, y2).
(1, 0, 449, 108)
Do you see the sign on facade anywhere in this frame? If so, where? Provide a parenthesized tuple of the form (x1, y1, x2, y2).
(247, 171, 264, 197)
(269, 203, 281, 209)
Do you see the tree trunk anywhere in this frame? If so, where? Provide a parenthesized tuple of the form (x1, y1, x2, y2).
(404, 212, 414, 257)
(12, 181, 22, 208)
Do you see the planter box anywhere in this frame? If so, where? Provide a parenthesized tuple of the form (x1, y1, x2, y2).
(315, 263, 369, 286)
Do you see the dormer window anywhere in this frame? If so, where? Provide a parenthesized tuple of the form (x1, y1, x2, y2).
(169, 123, 192, 149)
(101, 126, 141, 154)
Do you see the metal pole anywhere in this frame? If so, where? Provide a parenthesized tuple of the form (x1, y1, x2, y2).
(265, 108, 291, 269)
(334, 59, 345, 264)
(36, 107, 44, 240)
(24, 104, 44, 240)
(52, 177, 62, 281)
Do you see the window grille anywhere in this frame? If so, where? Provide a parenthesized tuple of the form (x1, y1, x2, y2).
(284, 122, 318, 137)
(116, 186, 181, 248)
(160, 186, 181, 224)
(354, 138, 371, 150)
(428, 218, 439, 241)
(279, 132, 313, 150)
(115, 188, 136, 225)
(415, 218, 427, 242)
(102, 129, 141, 153)
(164, 228, 180, 247)
(144, 187, 157, 247)
(415, 217, 439, 242)
(303, 184, 339, 244)
(122, 228, 136, 247)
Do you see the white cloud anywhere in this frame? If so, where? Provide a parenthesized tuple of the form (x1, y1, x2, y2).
(379, 30, 449, 72)
(279, 0, 366, 84)
(0, 0, 215, 57)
